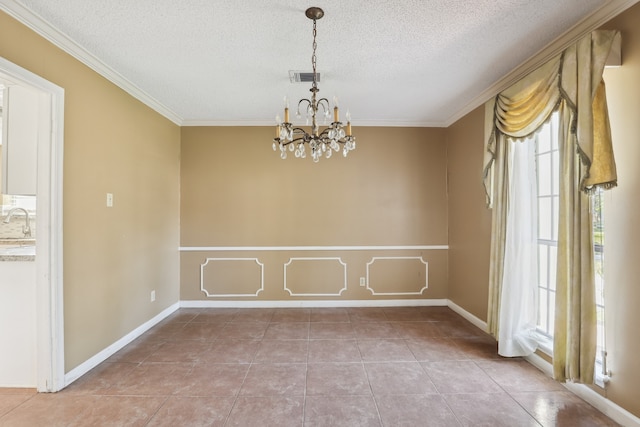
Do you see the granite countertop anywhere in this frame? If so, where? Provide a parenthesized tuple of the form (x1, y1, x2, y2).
(0, 239, 36, 262)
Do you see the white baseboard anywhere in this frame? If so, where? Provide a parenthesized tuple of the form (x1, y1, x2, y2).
(446, 300, 488, 332)
(180, 299, 449, 308)
(525, 352, 640, 427)
(63, 302, 179, 386)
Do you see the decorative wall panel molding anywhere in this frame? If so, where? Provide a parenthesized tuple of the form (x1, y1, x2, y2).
(180, 245, 448, 252)
(284, 257, 347, 297)
(365, 256, 428, 296)
(200, 258, 264, 297)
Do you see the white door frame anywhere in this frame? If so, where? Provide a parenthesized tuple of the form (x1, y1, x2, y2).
(0, 56, 65, 392)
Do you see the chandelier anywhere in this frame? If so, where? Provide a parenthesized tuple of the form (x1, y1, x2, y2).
(272, 7, 356, 162)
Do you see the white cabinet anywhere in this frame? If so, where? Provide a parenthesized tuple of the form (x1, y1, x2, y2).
(1, 84, 39, 195)
(0, 260, 36, 387)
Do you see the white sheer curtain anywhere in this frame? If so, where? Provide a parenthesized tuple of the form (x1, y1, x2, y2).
(497, 136, 539, 357)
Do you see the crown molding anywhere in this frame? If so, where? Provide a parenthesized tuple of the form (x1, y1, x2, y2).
(0, 0, 183, 126)
(181, 119, 447, 127)
(443, 0, 640, 127)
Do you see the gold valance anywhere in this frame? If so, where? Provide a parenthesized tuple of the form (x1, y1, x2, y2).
(484, 30, 620, 206)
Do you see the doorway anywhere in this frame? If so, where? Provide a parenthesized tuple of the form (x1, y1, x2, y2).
(0, 56, 64, 392)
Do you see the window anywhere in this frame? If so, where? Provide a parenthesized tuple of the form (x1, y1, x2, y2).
(533, 112, 608, 384)
(592, 187, 608, 385)
(535, 113, 559, 349)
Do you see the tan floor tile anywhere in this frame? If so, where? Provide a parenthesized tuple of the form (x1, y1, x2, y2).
(511, 391, 621, 426)
(347, 308, 388, 323)
(146, 340, 211, 363)
(358, 339, 416, 362)
(308, 339, 362, 363)
(218, 322, 268, 339)
(444, 392, 540, 427)
(304, 395, 381, 426)
(264, 322, 310, 339)
(353, 322, 399, 339)
(306, 363, 371, 396)
(174, 322, 225, 341)
(450, 336, 500, 360)
(0, 394, 164, 427)
(202, 339, 260, 364)
(0, 393, 34, 418)
(174, 364, 249, 396)
(309, 322, 355, 339)
(375, 394, 460, 426)
(227, 396, 304, 427)
(146, 396, 234, 427)
(476, 359, 564, 393)
(405, 337, 469, 362)
(390, 321, 445, 339)
(271, 308, 311, 323)
(422, 361, 503, 394)
(254, 340, 309, 363)
(239, 363, 306, 396)
(231, 308, 274, 323)
(365, 362, 437, 395)
(310, 308, 350, 323)
(106, 362, 192, 396)
(62, 362, 138, 395)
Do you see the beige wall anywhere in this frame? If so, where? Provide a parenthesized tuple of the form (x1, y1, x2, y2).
(446, 106, 492, 320)
(445, 3, 640, 418)
(598, 2, 640, 417)
(0, 12, 181, 372)
(180, 126, 449, 301)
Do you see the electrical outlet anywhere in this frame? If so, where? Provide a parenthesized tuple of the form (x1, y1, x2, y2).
(106, 193, 113, 207)
(150, 290, 156, 302)
(359, 277, 366, 287)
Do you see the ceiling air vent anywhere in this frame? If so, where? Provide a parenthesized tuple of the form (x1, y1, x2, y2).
(289, 71, 321, 83)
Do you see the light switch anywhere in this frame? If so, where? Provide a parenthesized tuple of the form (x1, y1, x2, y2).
(106, 193, 113, 207)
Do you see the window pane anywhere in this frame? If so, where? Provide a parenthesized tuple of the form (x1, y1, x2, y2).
(538, 245, 548, 288)
(538, 288, 549, 333)
(537, 130, 551, 153)
(551, 119, 559, 150)
(539, 197, 552, 240)
(552, 150, 560, 195)
(549, 246, 557, 291)
(549, 290, 556, 334)
(552, 195, 559, 240)
(537, 153, 552, 196)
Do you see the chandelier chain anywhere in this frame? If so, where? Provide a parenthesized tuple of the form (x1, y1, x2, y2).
(312, 19, 318, 87)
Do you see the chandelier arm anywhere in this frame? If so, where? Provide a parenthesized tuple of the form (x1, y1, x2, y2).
(296, 98, 313, 118)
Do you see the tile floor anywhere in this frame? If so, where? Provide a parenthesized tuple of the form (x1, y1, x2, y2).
(0, 307, 620, 426)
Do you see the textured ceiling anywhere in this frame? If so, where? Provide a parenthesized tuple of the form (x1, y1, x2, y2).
(6, 0, 612, 126)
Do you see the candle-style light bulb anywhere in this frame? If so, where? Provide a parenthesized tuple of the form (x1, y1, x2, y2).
(346, 110, 352, 136)
(283, 97, 290, 123)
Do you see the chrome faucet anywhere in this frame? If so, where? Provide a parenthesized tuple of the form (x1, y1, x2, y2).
(3, 207, 32, 237)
